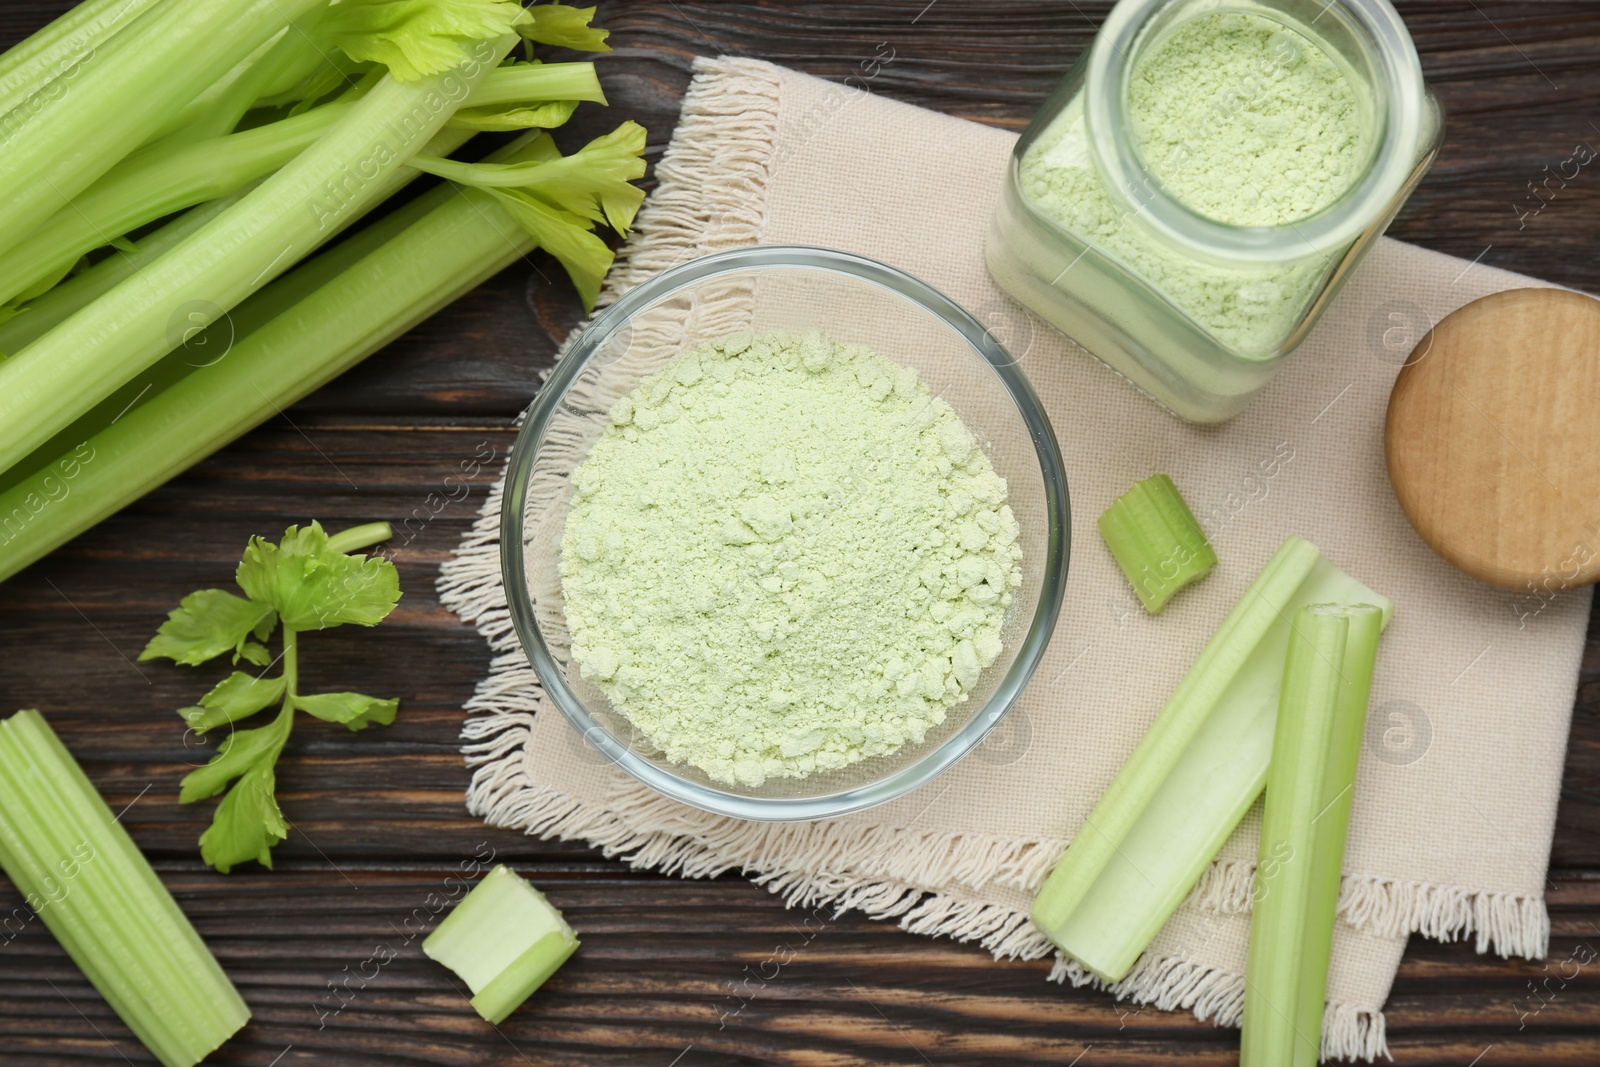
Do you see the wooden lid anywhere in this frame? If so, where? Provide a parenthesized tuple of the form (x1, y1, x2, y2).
(1385, 287, 1600, 592)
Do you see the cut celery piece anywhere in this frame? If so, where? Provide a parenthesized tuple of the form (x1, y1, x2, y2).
(0, 710, 249, 1067)
(1098, 473, 1217, 613)
(1241, 604, 1382, 1067)
(423, 865, 579, 1024)
(1031, 536, 1392, 982)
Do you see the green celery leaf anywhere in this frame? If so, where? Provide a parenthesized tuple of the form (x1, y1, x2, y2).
(447, 98, 579, 131)
(416, 121, 646, 234)
(235, 521, 402, 631)
(323, 0, 533, 82)
(237, 641, 274, 667)
(184, 671, 288, 733)
(485, 189, 612, 311)
(294, 691, 400, 730)
(141, 589, 277, 666)
(524, 120, 647, 233)
(180, 717, 289, 803)
(200, 759, 289, 874)
(521, 3, 611, 51)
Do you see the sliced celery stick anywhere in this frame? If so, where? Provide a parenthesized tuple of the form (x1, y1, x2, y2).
(0, 710, 249, 1067)
(1031, 536, 1392, 982)
(1242, 604, 1382, 1067)
(1098, 474, 1217, 613)
(423, 865, 578, 1024)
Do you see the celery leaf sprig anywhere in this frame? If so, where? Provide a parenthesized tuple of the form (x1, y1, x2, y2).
(140, 521, 401, 873)
(409, 120, 647, 308)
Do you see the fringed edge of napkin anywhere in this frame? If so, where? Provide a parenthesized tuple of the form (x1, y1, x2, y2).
(435, 53, 1548, 1063)
(1191, 859, 1548, 957)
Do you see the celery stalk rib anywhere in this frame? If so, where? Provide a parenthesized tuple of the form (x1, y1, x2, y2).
(0, 138, 545, 581)
(0, 58, 607, 305)
(1241, 604, 1382, 1067)
(0, 194, 247, 359)
(152, 11, 332, 147)
(1033, 537, 1319, 937)
(0, 115, 471, 365)
(0, 0, 162, 117)
(0, 710, 248, 1067)
(0, 35, 514, 471)
(465, 62, 606, 108)
(1294, 611, 1377, 1058)
(1031, 537, 1393, 983)
(0, 101, 354, 307)
(0, 0, 325, 258)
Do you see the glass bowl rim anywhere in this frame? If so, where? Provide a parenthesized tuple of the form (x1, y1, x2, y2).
(499, 244, 1071, 822)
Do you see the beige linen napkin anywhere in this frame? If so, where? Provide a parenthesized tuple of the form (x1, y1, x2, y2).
(440, 57, 1590, 1060)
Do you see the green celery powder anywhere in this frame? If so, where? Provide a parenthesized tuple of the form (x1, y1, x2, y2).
(558, 331, 1023, 788)
(1019, 11, 1363, 354)
(1129, 12, 1360, 227)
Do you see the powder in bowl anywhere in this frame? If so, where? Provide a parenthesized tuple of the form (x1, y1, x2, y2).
(557, 330, 1023, 787)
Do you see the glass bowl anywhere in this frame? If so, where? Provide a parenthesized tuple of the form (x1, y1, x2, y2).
(501, 246, 1069, 821)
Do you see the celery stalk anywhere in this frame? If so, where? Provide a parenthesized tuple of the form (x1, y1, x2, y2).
(149, 12, 333, 147)
(0, 710, 249, 1067)
(0, 194, 247, 359)
(0, 110, 477, 362)
(0, 101, 355, 307)
(0, 0, 326, 258)
(1031, 536, 1392, 982)
(0, 135, 549, 581)
(465, 61, 606, 108)
(0, 33, 515, 471)
(72, 62, 604, 266)
(0, 0, 162, 118)
(1099, 474, 1217, 613)
(423, 865, 579, 1024)
(1240, 604, 1381, 1067)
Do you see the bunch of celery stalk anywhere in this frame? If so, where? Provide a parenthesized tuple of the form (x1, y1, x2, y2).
(0, 0, 647, 583)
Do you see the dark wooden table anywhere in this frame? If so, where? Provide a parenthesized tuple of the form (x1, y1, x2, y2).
(2, 2, 1598, 1063)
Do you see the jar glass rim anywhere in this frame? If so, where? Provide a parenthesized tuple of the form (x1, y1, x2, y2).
(1083, 0, 1429, 263)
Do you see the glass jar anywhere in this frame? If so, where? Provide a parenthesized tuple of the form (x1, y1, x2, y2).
(986, 0, 1442, 422)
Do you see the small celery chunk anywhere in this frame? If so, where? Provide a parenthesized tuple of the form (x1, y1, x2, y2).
(1030, 535, 1391, 983)
(423, 865, 579, 1024)
(1241, 604, 1382, 1067)
(1098, 474, 1217, 613)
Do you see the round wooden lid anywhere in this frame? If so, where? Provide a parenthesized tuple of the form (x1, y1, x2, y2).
(1385, 287, 1600, 592)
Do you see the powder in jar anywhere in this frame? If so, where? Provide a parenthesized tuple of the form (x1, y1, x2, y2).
(1128, 11, 1360, 227)
(558, 330, 1023, 787)
(1018, 11, 1362, 354)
